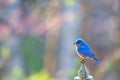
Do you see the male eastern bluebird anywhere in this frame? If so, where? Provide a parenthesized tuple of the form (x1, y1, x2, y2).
(74, 39, 101, 64)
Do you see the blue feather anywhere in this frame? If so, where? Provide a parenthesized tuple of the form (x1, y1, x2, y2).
(93, 56, 101, 64)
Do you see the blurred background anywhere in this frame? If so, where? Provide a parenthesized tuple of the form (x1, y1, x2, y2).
(0, 0, 120, 80)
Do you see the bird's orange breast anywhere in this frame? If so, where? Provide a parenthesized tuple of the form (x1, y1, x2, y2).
(77, 52, 87, 59)
(75, 45, 87, 59)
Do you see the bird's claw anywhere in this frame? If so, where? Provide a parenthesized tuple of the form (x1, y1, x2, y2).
(81, 59, 86, 64)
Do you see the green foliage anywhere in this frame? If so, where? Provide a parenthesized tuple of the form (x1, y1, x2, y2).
(63, 0, 76, 6)
(23, 0, 37, 3)
(0, 46, 10, 69)
(20, 35, 45, 75)
(26, 69, 55, 80)
(1, 46, 10, 60)
(22, 0, 50, 5)
(70, 57, 81, 77)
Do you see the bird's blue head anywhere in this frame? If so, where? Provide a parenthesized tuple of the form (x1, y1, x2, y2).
(74, 39, 83, 45)
(73, 39, 88, 47)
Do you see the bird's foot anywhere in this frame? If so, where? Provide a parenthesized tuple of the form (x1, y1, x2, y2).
(81, 59, 86, 64)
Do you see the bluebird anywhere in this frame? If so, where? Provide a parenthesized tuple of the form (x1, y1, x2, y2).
(74, 39, 101, 64)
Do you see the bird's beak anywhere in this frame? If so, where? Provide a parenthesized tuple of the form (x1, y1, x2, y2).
(73, 42, 76, 45)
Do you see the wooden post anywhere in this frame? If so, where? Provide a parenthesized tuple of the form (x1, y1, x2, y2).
(74, 63, 93, 80)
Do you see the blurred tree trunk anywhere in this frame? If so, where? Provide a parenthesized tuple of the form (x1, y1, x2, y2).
(0, 0, 24, 80)
(115, 10, 120, 80)
(56, 0, 84, 80)
(5, 36, 24, 80)
(43, 0, 61, 76)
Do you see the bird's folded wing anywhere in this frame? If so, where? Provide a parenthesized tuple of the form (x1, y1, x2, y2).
(77, 46, 95, 58)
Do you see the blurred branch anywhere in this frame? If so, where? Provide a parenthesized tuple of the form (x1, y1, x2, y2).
(94, 47, 120, 80)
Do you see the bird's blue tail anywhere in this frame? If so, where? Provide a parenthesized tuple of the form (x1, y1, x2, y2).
(93, 57, 101, 64)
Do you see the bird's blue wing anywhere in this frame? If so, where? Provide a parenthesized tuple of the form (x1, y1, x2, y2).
(77, 46, 95, 58)
(77, 46, 101, 64)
